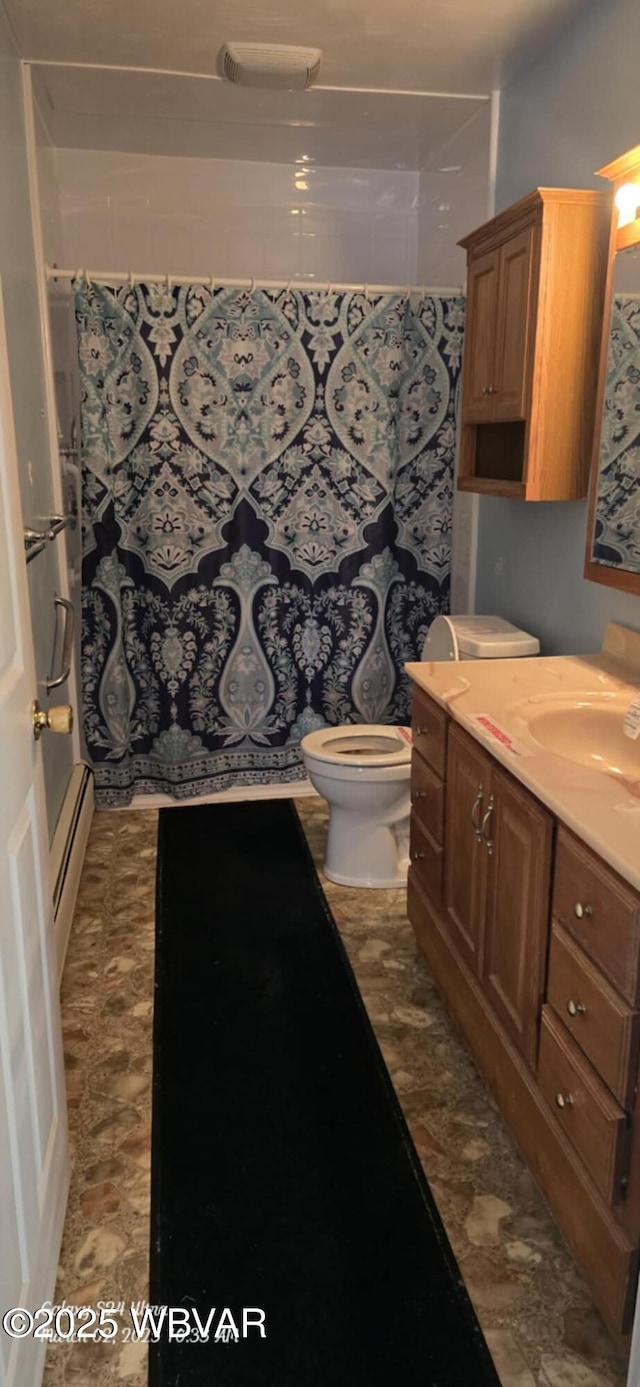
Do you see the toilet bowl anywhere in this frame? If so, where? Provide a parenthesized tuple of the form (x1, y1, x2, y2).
(301, 726, 412, 888)
(300, 615, 540, 890)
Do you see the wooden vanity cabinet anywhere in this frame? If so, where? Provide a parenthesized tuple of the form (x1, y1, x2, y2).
(442, 725, 552, 1068)
(408, 687, 640, 1337)
(458, 189, 609, 500)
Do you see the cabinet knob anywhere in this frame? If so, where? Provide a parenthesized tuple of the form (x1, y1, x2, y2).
(412, 849, 425, 862)
(556, 1092, 574, 1110)
(414, 726, 426, 737)
(412, 790, 426, 801)
(573, 902, 593, 920)
(567, 999, 586, 1018)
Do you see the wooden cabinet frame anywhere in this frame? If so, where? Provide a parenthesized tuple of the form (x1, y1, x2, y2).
(458, 189, 609, 500)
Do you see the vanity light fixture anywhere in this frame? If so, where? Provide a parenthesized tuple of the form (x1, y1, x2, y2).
(614, 181, 640, 228)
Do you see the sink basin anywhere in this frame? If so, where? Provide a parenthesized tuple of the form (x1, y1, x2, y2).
(525, 698, 640, 777)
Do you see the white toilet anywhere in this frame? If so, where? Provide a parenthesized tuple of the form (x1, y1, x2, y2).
(301, 615, 539, 889)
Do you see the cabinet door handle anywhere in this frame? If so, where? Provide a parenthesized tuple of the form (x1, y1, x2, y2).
(481, 796, 495, 854)
(573, 902, 593, 920)
(412, 849, 425, 862)
(414, 726, 427, 738)
(470, 785, 484, 842)
(556, 1092, 574, 1110)
(412, 789, 426, 802)
(567, 999, 586, 1017)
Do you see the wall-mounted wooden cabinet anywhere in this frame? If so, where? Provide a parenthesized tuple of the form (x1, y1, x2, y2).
(458, 189, 609, 500)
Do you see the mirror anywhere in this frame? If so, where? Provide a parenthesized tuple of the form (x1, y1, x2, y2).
(585, 145, 640, 595)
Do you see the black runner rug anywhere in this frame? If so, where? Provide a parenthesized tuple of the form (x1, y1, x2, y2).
(149, 799, 499, 1386)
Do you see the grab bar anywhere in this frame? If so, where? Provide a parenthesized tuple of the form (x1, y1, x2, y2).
(46, 596, 75, 692)
(24, 512, 75, 562)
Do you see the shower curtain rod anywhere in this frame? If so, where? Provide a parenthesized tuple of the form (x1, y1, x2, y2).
(45, 265, 463, 296)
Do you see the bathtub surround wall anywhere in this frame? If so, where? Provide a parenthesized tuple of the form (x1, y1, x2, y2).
(474, 0, 640, 653)
(51, 150, 422, 288)
(77, 280, 463, 805)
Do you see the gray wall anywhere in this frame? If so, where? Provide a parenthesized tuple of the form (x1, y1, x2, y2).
(0, 6, 73, 837)
(474, 0, 640, 654)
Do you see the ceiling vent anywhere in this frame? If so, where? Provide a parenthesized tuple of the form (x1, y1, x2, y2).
(218, 42, 322, 91)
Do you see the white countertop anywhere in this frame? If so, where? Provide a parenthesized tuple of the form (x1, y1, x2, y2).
(405, 623, 640, 892)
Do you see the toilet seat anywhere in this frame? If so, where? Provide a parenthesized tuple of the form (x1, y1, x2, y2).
(302, 724, 412, 770)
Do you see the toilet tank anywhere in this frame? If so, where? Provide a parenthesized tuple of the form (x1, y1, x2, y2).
(423, 615, 540, 662)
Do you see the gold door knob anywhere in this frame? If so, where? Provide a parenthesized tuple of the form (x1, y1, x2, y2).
(32, 700, 74, 741)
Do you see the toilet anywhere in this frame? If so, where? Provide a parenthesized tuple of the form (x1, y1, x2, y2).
(301, 615, 540, 889)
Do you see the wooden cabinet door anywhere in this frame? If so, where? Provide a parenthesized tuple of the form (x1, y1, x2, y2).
(482, 764, 553, 1068)
(443, 726, 490, 975)
(493, 227, 537, 420)
(461, 248, 500, 421)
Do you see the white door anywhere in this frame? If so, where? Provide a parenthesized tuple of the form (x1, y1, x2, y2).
(0, 277, 70, 1386)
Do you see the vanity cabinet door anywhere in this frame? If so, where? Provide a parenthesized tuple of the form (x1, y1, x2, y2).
(494, 226, 537, 421)
(482, 765, 553, 1068)
(443, 725, 491, 974)
(461, 248, 501, 421)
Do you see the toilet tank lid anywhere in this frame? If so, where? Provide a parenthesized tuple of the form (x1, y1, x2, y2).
(427, 615, 540, 659)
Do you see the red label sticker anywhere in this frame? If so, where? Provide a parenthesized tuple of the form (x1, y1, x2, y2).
(396, 726, 413, 745)
(472, 714, 532, 758)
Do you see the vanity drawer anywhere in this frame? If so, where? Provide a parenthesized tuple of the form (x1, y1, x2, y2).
(411, 688, 447, 780)
(553, 828, 640, 1006)
(409, 813, 444, 907)
(547, 925, 640, 1108)
(410, 751, 444, 844)
(539, 1006, 629, 1206)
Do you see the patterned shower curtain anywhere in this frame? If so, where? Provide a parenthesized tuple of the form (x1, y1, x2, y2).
(75, 280, 464, 806)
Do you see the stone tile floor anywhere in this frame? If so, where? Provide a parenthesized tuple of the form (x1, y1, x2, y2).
(43, 799, 629, 1386)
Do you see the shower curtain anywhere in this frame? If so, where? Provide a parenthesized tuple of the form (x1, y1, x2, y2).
(75, 280, 464, 805)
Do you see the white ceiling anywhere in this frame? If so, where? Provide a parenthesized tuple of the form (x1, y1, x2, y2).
(8, 0, 594, 93)
(31, 65, 491, 171)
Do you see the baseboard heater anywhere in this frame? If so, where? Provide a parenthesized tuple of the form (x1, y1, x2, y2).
(51, 763, 94, 980)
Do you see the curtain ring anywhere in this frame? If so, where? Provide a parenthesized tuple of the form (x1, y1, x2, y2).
(286, 279, 293, 294)
(364, 283, 370, 300)
(84, 268, 92, 287)
(209, 275, 216, 292)
(249, 277, 256, 294)
(128, 269, 135, 289)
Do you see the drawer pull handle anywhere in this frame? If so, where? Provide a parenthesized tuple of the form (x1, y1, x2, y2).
(414, 726, 427, 737)
(412, 850, 425, 862)
(556, 1092, 574, 1110)
(573, 902, 593, 920)
(413, 790, 426, 801)
(567, 999, 586, 1017)
(481, 795, 495, 855)
(470, 785, 484, 842)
